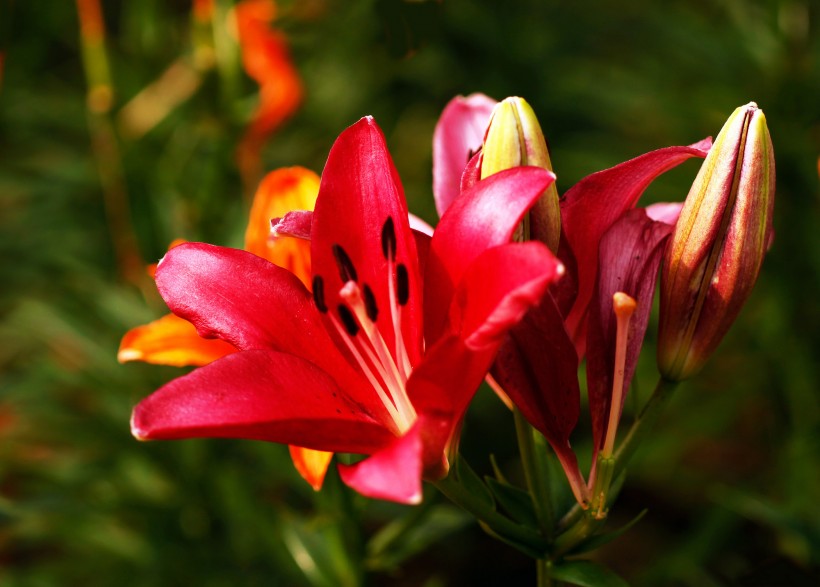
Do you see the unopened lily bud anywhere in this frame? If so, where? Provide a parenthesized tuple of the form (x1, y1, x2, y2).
(481, 97, 561, 252)
(658, 103, 775, 381)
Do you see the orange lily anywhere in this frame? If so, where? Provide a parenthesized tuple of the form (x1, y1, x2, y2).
(234, 0, 303, 184)
(120, 166, 332, 489)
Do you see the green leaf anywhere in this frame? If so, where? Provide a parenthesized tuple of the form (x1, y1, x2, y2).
(453, 456, 495, 510)
(546, 560, 630, 587)
(478, 521, 545, 560)
(570, 509, 648, 555)
(485, 477, 538, 527)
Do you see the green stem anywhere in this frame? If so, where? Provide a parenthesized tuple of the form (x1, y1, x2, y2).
(554, 377, 679, 549)
(514, 408, 554, 538)
(537, 558, 555, 587)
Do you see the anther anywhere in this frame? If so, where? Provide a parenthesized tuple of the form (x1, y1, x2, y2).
(332, 244, 358, 283)
(396, 264, 409, 305)
(363, 284, 378, 322)
(312, 276, 328, 313)
(381, 217, 397, 261)
(337, 304, 359, 336)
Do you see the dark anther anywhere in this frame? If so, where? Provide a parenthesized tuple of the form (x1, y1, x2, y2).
(381, 217, 397, 261)
(338, 304, 359, 336)
(396, 263, 409, 306)
(312, 276, 328, 313)
(363, 284, 378, 322)
(332, 244, 358, 283)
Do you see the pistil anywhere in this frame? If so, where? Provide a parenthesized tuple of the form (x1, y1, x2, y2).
(601, 292, 637, 458)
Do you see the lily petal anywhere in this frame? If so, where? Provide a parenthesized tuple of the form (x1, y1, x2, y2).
(289, 446, 333, 491)
(560, 140, 711, 355)
(118, 313, 236, 367)
(425, 166, 556, 341)
(245, 166, 319, 287)
(131, 349, 393, 454)
(433, 93, 497, 216)
(311, 117, 424, 364)
(338, 423, 424, 505)
(586, 208, 673, 456)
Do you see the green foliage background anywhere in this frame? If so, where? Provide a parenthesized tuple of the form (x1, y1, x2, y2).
(1, 0, 818, 585)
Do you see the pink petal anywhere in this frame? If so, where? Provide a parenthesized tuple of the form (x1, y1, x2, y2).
(131, 350, 393, 454)
(432, 93, 497, 216)
(491, 294, 580, 470)
(271, 210, 313, 240)
(560, 140, 711, 356)
(585, 209, 673, 457)
(155, 243, 389, 422)
(311, 117, 423, 365)
(424, 166, 556, 341)
(338, 422, 424, 504)
(645, 201, 683, 225)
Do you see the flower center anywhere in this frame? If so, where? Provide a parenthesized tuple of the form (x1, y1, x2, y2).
(312, 217, 417, 435)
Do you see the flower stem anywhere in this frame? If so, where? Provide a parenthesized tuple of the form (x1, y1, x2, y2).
(514, 408, 554, 539)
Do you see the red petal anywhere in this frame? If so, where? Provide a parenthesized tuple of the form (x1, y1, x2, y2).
(586, 209, 673, 457)
(338, 422, 424, 504)
(432, 93, 497, 216)
(450, 242, 564, 351)
(131, 350, 393, 454)
(424, 166, 556, 341)
(491, 294, 580, 466)
(155, 243, 389, 422)
(560, 141, 710, 356)
(311, 117, 423, 365)
(272, 210, 313, 240)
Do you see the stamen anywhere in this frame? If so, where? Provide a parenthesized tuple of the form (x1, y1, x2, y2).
(396, 263, 409, 306)
(312, 276, 328, 313)
(601, 292, 637, 458)
(332, 244, 358, 283)
(381, 217, 397, 261)
(337, 304, 359, 336)
(363, 284, 378, 322)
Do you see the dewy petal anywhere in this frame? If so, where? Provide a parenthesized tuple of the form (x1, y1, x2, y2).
(560, 140, 711, 356)
(118, 313, 237, 367)
(132, 349, 393, 454)
(491, 294, 580, 472)
(586, 208, 673, 457)
(425, 166, 556, 342)
(311, 117, 423, 363)
(432, 93, 497, 216)
(338, 422, 424, 505)
(289, 446, 333, 491)
(155, 243, 388, 422)
(245, 166, 319, 287)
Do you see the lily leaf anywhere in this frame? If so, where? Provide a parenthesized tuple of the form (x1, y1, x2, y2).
(569, 509, 648, 555)
(485, 477, 537, 527)
(453, 456, 495, 511)
(546, 560, 630, 587)
(478, 521, 545, 560)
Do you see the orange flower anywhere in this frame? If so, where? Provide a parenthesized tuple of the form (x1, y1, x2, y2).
(234, 0, 303, 183)
(121, 167, 332, 489)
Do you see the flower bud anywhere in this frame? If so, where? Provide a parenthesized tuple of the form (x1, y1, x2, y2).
(481, 97, 561, 252)
(658, 103, 775, 381)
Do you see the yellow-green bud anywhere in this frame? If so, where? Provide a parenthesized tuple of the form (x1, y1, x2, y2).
(481, 97, 561, 252)
(658, 103, 775, 381)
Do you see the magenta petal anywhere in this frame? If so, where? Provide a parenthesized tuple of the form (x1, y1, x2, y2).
(131, 350, 393, 454)
(492, 294, 580, 466)
(432, 93, 497, 216)
(311, 117, 423, 364)
(451, 242, 564, 352)
(560, 140, 711, 355)
(424, 166, 556, 341)
(271, 210, 313, 240)
(645, 201, 683, 225)
(586, 209, 674, 457)
(338, 423, 424, 504)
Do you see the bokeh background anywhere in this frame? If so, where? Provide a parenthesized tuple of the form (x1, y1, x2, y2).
(1, 0, 818, 585)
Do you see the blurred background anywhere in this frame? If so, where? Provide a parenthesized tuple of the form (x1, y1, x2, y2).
(1, 0, 818, 585)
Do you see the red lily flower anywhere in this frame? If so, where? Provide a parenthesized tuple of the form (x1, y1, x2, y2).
(131, 117, 564, 504)
(433, 94, 711, 503)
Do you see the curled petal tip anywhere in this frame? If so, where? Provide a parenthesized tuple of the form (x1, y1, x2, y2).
(130, 410, 150, 442)
(117, 348, 143, 363)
